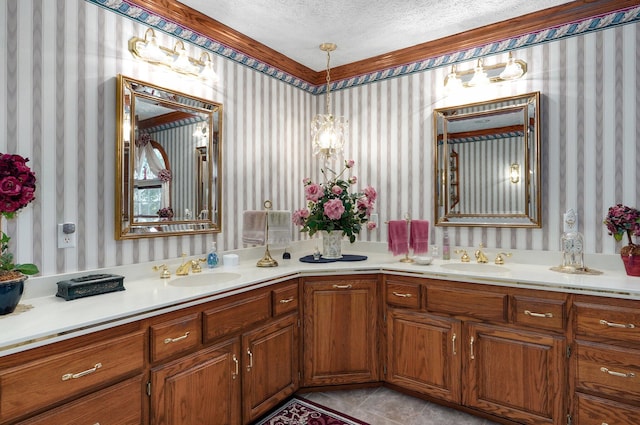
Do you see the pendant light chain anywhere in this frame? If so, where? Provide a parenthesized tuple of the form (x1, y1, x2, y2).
(325, 48, 332, 115)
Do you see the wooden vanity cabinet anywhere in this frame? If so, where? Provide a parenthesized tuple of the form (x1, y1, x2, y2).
(384, 276, 567, 425)
(0, 322, 145, 425)
(149, 279, 300, 425)
(302, 274, 380, 387)
(572, 296, 640, 425)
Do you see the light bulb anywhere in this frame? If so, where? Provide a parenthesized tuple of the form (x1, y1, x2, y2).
(468, 60, 489, 87)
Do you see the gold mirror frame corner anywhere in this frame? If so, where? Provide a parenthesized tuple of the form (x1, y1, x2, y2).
(433, 91, 542, 228)
(115, 74, 222, 240)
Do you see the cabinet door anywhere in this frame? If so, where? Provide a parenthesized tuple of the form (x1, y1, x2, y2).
(242, 314, 299, 424)
(150, 339, 241, 425)
(465, 323, 566, 425)
(303, 276, 379, 386)
(386, 309, 461, 403)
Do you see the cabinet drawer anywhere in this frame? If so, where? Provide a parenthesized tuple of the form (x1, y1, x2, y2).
(18, 375, 143, 425)
(203, 291, 271, 342)
(575, 392, 640, 425)
(512, 295, 566, 331)
(150, 312, 201, 363)
(0, 331, 145, 422)
(575, 302, 640, 343)
(272, 283, 299, 316)
(426, 286, 507, 322)
(575, 341, 640, 403)
(386, 281, 421, 309)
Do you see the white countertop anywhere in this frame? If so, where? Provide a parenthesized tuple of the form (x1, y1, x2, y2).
(2, 241, 638, 356)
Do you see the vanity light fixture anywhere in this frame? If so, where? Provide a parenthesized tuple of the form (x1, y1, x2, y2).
(510, 163, 521, 184)
(311, 43, 348, 163)
(128, 28, 219, 83)
(443, 53, 527, 90)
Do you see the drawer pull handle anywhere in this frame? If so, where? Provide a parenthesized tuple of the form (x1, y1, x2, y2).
(392, 292, 412, 298)
(164, 331, 190, 344)
(232, 354, 239, 380)
(62, 363, 102, 381)
(247, 348, 253, 371)
(524, 310, 553, 318)
(599, 319, 635, 329)
(470, 336, 475, 360)
(333, 284, 352, 289)
(600, 367, 635, 379)
(452, 333, 457, 356)
(279, 297, 294, 304)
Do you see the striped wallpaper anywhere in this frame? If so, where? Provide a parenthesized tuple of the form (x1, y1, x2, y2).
(1, 0, 639, 277)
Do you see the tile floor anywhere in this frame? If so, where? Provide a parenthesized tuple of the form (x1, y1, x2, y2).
(298, 387, 500, 425)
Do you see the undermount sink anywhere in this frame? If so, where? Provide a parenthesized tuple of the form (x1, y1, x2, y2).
(168, 272, 242, 287)
(440, 263, 509, 274)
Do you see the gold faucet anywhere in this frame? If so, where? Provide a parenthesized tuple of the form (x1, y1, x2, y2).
(495, 252, 512, 265)
(454, 249, 471, 262)
(175, 253, 191, 276)
(475, 244, 489, 263)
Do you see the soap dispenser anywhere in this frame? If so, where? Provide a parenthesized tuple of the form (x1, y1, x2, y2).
(207, 241, 219, 268)
(561, 209, 584, 271)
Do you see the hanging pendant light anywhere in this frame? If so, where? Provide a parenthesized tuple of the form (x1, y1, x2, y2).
(311, 43, 348, 162)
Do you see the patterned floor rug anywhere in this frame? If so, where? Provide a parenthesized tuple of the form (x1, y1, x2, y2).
(255, 397, 370, 425)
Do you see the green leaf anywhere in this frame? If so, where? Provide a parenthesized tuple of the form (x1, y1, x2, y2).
(14, 263, 39, 275)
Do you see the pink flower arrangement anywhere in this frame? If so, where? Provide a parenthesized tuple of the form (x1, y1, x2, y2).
(604, 204, 640, 245)
(157, 207, 174, 218)
(0, 154, 39, 276)
(157, 168, 172, 182)
(293, 160, 377, 243)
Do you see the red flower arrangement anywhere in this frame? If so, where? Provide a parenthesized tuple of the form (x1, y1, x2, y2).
(604, 204, 640, 256)
(0, 154, 39, 277)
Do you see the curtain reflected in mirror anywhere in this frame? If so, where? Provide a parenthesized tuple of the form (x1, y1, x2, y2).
(115, 74, 222, 239)
(433, 92, 541, 228)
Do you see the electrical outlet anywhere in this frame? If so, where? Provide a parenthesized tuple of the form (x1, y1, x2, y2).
(57, 223, 76, 248)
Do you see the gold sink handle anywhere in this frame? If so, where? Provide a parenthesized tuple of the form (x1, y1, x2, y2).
(454, 249, 470, 262)
(495, 252, 512, 265)
(152, 264, 171, 279)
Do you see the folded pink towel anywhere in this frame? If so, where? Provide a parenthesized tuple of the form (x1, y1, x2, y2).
(410, 220, 429, 254)
(242, 210, 266, 245)
(387, 220, 409, 256)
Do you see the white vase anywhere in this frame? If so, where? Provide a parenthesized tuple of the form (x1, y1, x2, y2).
(321, 230, 343, 259)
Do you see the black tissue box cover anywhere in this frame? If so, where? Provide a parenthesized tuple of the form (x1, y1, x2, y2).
(56, 274, 125, 301)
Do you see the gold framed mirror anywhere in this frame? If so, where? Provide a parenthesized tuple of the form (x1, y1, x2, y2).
(115, 74, 222, 239)
(433, 92, 541, 227)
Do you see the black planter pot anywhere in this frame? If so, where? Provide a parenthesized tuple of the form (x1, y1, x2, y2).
(0, 275, 27, 315)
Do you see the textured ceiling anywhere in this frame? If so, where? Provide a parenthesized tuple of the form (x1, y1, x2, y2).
(177, 0, 574, 71)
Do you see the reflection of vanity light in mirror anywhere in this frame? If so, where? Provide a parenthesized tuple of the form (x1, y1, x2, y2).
(443, 53, 527, 91)
(128, 28, 219, 83)
(193, 123, 209, 147)
(510, 163, 520, 184)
